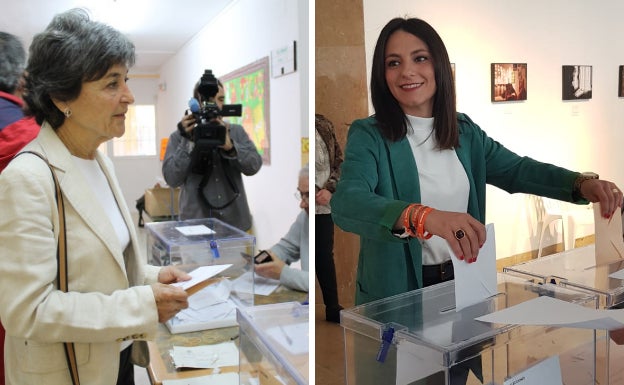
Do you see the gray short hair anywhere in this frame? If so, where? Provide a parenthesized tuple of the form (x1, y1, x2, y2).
(0, 32, 26, 94)
(24, 8, 135, 128)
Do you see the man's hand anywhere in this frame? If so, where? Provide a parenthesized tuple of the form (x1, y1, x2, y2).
(219, 121, 235, 152)
(316, 188, 332, 206)
(178, 114, 196, 137)
(254, 251, 285, 280)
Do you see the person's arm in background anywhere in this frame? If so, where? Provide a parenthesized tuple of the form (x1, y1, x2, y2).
(162, 119, 194, 187)
(255, 211, 309, 292)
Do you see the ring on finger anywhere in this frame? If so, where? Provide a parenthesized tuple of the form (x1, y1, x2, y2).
(454, 229, 465, 240)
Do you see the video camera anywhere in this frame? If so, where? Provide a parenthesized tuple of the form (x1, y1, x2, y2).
(189, 69, 242, 148)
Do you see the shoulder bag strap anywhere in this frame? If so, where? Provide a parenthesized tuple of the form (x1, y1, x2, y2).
(14, 151, 80, 385)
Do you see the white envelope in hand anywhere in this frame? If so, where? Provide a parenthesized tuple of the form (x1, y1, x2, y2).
(593, 202, 624, 266)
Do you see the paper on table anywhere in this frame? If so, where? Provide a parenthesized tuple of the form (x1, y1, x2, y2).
(609, 267, 624, 280)
(264, 322, 309, 355)
(162, 372, 239, 385)
(503, 356, 562, 385)
(175, 224, 216, 236)
(171, 264, 232, 295)
(451, 223, 497, 311)
(187, 279, 231, 310)
(593, 202, 624, 266)
(231, 271, 280, 296)
(171, 341, 239, 369)
(476, 295, 624, 330)
(173, 299, 236, 324)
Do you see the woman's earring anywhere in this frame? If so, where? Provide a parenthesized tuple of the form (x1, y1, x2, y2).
(64, 108, 72, 118)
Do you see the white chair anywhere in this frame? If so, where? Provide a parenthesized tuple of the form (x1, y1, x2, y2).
(536, 197, 567, 258)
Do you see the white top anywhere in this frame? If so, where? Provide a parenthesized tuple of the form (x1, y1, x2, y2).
(73, 156, 132, 351)
(72, 156, 130, 254)
(406, 115, 470, 265)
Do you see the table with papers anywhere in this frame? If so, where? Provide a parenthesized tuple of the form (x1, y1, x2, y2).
(146, 286, 307, 385)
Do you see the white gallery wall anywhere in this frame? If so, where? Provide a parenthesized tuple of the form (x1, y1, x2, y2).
(363, 0, 624, 259)
(154, 0, 307, 249)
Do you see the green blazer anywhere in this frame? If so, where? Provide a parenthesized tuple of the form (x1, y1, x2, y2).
(331, 113, 582, 305)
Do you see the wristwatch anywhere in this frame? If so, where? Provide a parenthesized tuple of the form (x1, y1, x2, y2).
(573, 172, 599, 199)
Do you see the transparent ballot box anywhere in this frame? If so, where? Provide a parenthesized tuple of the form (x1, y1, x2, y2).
(146, 218, 256, 333)
(503, 244, 624, 384)
(237, 302, 309, 385)
(340, 273, 598, 385)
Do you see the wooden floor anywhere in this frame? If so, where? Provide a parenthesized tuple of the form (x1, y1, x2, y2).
(314, 302, 345, 385)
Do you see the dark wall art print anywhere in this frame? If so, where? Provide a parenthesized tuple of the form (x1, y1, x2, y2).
(491, 63, 527, 102)
(562, 65, 592, 100)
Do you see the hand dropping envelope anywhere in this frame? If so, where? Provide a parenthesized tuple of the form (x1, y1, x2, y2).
(450, 223, 497, 311)
(593, 203, 624, 266)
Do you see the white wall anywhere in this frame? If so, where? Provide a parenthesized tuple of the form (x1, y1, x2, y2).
(112, 76, 162, 215)
(153, 0, 306, 249)
(363, 0, 624, 259)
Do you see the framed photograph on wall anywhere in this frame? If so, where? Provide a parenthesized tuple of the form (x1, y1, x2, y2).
(491, 63, 527, 102)
(619, 65, 624, 98)
(562, 65, 592, 100)
(221, 57, 271, 165)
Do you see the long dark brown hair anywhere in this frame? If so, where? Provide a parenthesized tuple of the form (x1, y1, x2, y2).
(370, 17, 458, 149)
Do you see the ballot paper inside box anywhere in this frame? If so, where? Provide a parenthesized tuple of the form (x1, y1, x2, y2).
(146, 217, 256, 318)
(237, 302, 309, 385)
(340, 273, 598, 385)
(503, 244, 624, 384)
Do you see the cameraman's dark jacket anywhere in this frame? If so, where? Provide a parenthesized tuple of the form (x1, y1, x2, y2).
(162, 123, 262, 231)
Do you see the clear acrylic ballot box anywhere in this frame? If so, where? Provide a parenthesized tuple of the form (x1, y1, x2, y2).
(237, 302, 309, 385)
(503, 244, 624, 384)
(340, 273, 598, 385)
(146, 218, 256, 333)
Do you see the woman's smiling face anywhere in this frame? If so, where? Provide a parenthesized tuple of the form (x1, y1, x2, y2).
(384, 30, 436, 117)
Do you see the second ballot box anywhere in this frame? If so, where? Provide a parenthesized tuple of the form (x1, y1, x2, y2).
(237, 302, 309, 385)
(504, 244, 624, 384)
(340, 273, 599, 385)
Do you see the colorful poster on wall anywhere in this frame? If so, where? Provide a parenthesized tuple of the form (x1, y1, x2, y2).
(222, 57, 270, 165)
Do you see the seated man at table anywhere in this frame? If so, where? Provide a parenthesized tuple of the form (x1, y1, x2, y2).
(255, 164, 309, 292)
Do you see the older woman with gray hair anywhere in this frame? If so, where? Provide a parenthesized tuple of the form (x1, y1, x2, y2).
(0, 9, 190, 385)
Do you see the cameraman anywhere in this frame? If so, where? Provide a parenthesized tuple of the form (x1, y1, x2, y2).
(162, 78, 262, 231)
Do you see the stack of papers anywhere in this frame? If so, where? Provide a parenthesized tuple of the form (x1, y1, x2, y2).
(162, 372, 238, 385)
(170, 341, 239, 369)
(231, 271, 280, 296)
